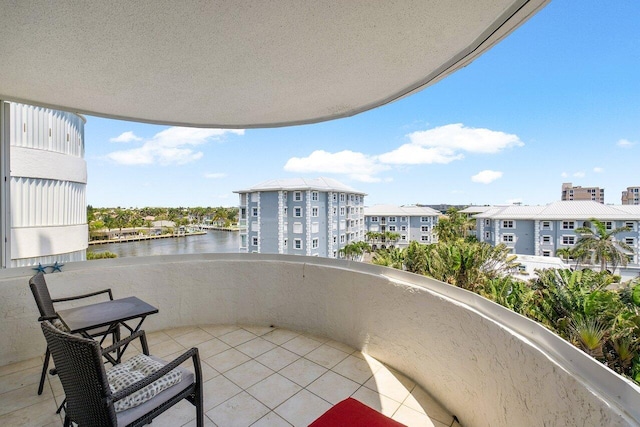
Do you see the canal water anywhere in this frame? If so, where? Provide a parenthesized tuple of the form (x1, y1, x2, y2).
(87, 230, 240, 258)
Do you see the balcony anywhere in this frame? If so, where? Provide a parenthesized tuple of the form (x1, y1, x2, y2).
(0, 253, 638, 426)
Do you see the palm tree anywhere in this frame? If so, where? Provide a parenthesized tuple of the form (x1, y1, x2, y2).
(372, 247, 404, 269)
(434, 208, 475, 243)
(574, 219, 632, 272)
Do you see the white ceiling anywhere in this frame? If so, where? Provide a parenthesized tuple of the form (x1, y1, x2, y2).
(0, 1, 548, 128)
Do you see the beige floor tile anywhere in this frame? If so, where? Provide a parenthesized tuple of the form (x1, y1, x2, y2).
(307, 371, 360, 405)
(182, 414, 218, 427)
(0, 397, 61, 426)
(275, 390, 331, 427)
(281, 335, 323, 356)
(0, 365, 42, 394)
(224, 360, 274, 389)
(304, 344, 349, 369)
(207, 391, 270, 427)
(200, 324, 240, 337)
(165, 326, 201, 339)
(262, 329, 300, 345)
(279, 358, 327, 387)
(0, 357, 42, 377)
(255, 347, 300, 372)
(205, 348, 251, 373)
(392, 404, 449, 427)
(194, 338, 232, 359)
(332, 354, 377, 384)
(351, 386, 402, 417)
(403, 386, 453, 425)
(251, 411, 292, 427)
(324, 339, 357, 354)
(0, 383, 54, 416)
(149, 339, 187, 358)
(246, 373, 302, 409)
(364, 367, 415, 404)
(144, 330, 173, 346)
(148, 399, 200, 427)
(175, 329, 215, 348)
(236, 337, 277, 359)
(218, 329, 258, 347)
(202, 375, 243, 411)
(241, 325, 276, 336)
(301, 332, 330, 343)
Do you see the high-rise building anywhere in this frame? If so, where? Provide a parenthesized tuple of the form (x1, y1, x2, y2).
(235, 178, 366, 257)
(561, 182, 604, 203)
(622, 187, 640, 205)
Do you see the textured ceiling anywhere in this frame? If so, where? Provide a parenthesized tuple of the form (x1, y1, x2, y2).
(0, 1, 548, 128)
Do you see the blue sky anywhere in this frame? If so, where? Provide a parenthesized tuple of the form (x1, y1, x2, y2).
(85, 2, 640, 208)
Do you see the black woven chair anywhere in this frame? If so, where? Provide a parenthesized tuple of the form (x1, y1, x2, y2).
(29, 272, 120, 395)
(41, 321, 204, 427)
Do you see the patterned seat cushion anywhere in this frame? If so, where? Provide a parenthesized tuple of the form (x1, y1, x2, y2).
(51, 318, 69, 332)
(107, 354, 182, 412)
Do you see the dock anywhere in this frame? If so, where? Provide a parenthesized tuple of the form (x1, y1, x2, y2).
(89, 231, 207, 245)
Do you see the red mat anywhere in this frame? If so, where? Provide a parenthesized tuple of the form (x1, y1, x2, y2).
(309, 398, 407, 427)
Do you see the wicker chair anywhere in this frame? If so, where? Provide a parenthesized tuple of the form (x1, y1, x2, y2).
(41, 321, 204, 427)
(29, 272, 120, 395)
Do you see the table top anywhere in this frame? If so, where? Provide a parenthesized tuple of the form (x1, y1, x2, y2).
(57, 296, 158, 334)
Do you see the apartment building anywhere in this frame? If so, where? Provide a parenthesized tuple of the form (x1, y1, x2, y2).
(234, 178, 366, 257)
(364, 205, 440, 248)
(475, 201, 640, 265)
(622, 186, 640, 205)
(561, 182, 604, 203)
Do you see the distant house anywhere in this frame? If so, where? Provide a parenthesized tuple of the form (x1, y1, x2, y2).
(474, 201, 640, 266)
(364, 205, 440, 248)
(234, 178, 366, 257)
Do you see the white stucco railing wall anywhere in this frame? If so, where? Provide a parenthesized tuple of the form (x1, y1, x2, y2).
(0, 253, 638, 426)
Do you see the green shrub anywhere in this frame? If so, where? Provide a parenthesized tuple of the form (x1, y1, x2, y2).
(87, 251, 118, 260)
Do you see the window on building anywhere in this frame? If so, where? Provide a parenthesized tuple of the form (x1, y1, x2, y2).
(421, 225, 429, 232)
(350, 194, 354, 201)
(388, 225, 396, 232)
(332, 193, 337, 201)
(312, 223, 319, 233)
(371, 216, 379, 222)
(283, 207, 288, 216)
(562, 221, 575, 230)
(333, 250, 337, 258)
(340, 194, 345, 202)
(340, 235, 345, 243)
(421, 217, 429, 222)
(485, 219, 490, 226)
(251, 207, 258, 217)
(605, 221, 613, 230)
(542, 236, 551, 244)
(400, 225, 407, 231)
(503, 234, 514, 243)
(421, 235, 429, 242)
(251, 193, 259, 202)
(340, 207, 345, 216)
(484, 231, 490, 239)
(332, 207, 337, 216)
(333, 236, 337, 244)
(625, 221, 635, 229)
(542, 250, 551, 257)
(502, 220, 514, 228)
(388, 217, 396, 222)
(400, 216, 407, 222)
(312, 238, 319, 249)
(283, 238, 288, 247)
(625, 237, 635, 245)
(401, 235, 407, 241)
(294, 192, 302, 201)
(252, 237, 258, 246)
(294, 207, 302, 217)
(562, 236, 575, 245)
(293, 223, 303, 233)
(312, 207, 318, 217)
(294, 239, 302, 249)
(311, 192, 318, 201)
(541, 221, 551, 230)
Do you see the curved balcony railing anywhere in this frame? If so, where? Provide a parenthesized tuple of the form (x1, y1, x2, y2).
(0, 253, 639, 426)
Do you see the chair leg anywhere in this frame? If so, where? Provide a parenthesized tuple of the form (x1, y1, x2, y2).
(38, 347, 50, 395)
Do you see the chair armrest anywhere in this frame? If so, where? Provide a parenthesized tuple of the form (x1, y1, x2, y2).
(52, 288, 114, 303)
(109, 347, 201, 404)
(102, 330, 149, 357)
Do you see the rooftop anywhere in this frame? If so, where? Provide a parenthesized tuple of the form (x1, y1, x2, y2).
(364, 205, 441, 216)
(234, 177, 366, 195)
(474, 200, 640, 220)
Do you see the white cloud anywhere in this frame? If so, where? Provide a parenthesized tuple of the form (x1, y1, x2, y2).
(506, 198, 523, 204)
(204, 172, 227, 179)
(378, 123, 522, 165)
(593, 167, 604, 173)
(284, 150, 389, 182)
(573, 171, 585, 178)
(471, 170, 503, 184)
(110, 131, 142, 143)
(106, 127, 244, 166)
(617, 138, 636, 148)
(561, 172, 569, 178)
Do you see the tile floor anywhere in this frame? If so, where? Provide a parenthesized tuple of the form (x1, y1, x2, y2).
(0, 325, 460, 427)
